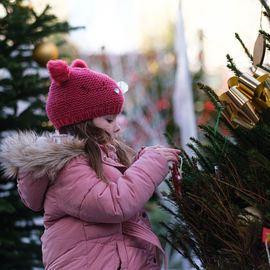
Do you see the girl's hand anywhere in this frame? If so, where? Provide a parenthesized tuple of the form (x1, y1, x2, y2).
(141, 145, 181, 163)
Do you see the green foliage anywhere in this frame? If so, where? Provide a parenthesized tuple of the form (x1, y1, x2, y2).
(161, 1, 270, 269)
(163, 108, 270, 268)
(259, 0, 270, 18)
(0, 1, 79, 268)
(226, 54, 242, 77)
(197, 82, 221, 111)
(235, 33, 253, 62)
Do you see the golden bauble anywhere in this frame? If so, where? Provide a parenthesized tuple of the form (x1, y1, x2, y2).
(32, 41, 59, 66)
(18, 3, 33, 11)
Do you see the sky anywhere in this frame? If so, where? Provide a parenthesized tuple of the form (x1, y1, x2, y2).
(22, 0, 268, 74)
(68, 0, 142, 53)
(181, 0, 263, 73)
(66, 0, 178, 53)
(32, 0, 178, 53)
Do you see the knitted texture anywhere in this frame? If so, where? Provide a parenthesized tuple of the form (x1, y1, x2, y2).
(46, 59, 124, 129)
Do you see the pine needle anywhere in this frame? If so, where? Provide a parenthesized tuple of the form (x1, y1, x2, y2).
(235, 33, 253, 62)
(259, 0, 270, 18)
(197, 82, 222, 111)
(226, 54, 242, 77)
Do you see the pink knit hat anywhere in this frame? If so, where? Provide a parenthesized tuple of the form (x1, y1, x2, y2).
(46, 59, 124, 129)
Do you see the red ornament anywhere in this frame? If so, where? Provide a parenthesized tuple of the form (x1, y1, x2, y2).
(172, 162, 182, 196)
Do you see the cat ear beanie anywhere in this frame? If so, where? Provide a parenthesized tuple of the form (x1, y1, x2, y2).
(46, 59, 124, 130)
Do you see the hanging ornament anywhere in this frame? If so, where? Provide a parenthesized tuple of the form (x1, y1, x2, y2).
(237, 206, 262, 226)
(171, 156, 183, 196)
(18, 0, 33, 11)
(218, 34, 270, 130)
(220, 70, 270, 130)
(32, 41, 59, 67)
(253, 33, 266, 67)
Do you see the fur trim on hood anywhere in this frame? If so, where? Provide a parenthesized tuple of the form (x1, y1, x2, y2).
(0, 131, 86, 181)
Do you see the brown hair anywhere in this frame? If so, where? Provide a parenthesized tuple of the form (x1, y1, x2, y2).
(59, 119, 135, 183)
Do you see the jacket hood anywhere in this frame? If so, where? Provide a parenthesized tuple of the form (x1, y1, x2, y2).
(0, 131, 86, 181)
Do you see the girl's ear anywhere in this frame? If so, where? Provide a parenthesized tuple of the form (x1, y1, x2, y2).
(47, 60, 70, 83)
(71, 59, 88, 68)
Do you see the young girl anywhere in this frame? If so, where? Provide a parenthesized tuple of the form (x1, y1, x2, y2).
(0, 59, 180, 270)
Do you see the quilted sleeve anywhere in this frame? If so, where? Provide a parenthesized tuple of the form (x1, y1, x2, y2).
(54, 149, 169, 223)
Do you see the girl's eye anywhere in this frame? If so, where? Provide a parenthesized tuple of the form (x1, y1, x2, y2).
(106, 119, 113, 123)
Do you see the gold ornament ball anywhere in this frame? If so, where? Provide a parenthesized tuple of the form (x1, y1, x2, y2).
(33, 41, 59, 66)
(18, 2, 33, 11)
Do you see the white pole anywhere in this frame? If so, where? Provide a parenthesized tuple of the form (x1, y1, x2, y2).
(173, 0, 197, 156)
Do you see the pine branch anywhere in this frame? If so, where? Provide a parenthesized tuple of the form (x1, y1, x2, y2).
(181, 146, 194, 168)
(159, 202, 182, 219)
(257, 63, 270, 73)
(259, 29, 270, 43)
(197, 125, 236, 163)
(235, 33, 253, 62)
(259, 0, 270, 19)
(159, 224, 201, 270)
(164, 132, 178, 148)
(189, 137, 217, 161)
(226, 54, 242, 77)
(197, 82, 222, 111)
(164, 178, 181, 199)
(197, 82, 219, 100)
(186, 142, 213, 172)
(199, 124, 221, 141)
(266, 43, 270, 51)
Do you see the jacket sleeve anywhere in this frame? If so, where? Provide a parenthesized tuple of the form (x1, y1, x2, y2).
(54, 149, 169, 223)
(131, 146, 146, 163)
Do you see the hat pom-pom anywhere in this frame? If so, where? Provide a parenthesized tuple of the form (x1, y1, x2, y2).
(71, 59, 88, 68)
(47, 60, 69, 83)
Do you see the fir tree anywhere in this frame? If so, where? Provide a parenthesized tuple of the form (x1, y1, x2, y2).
(0, 1, 80, 268)
(162, 0, 270, 269)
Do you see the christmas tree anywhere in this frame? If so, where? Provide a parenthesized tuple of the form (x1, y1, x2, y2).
(162, 0, 270, 269)
(0, 1, 79, 268)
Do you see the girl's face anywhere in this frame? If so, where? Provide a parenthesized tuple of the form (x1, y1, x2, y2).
(92, 114, 120, 141)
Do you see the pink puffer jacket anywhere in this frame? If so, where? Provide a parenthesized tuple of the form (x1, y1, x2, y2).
(0, 132, 169, 270)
